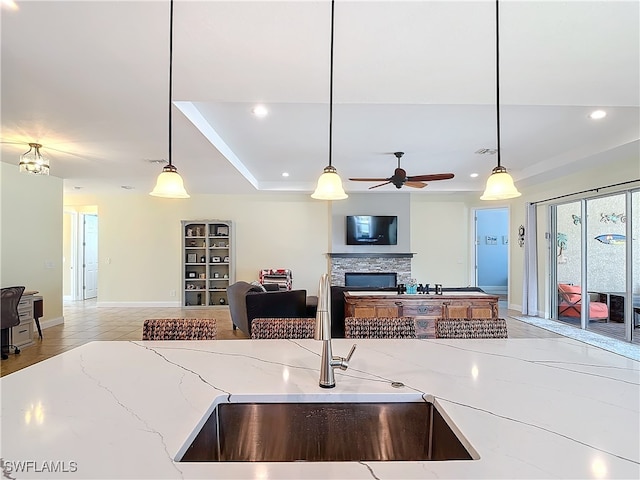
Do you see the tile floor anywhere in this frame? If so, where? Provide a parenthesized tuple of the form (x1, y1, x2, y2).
(3, 298, 630, 378)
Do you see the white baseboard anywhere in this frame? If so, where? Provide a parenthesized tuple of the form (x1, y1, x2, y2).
(41, 316, 64, 329)
(96, 301, 182, 308)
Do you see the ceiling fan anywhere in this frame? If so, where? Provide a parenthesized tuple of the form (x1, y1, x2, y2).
(349, 152, 455, 190)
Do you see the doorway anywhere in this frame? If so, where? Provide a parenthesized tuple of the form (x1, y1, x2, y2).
(474, 208, 509, 297)
(83, 214, 98, 299)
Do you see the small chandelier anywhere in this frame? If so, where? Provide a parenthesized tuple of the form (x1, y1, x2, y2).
(311, 0, 347, 201)
(19, 143, 50, 175)
(481, 0, 521, 201)
(150, 0, 189, 199)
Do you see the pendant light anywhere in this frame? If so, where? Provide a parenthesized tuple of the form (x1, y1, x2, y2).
(19, 143, 50, 175)
(480, 0, 521, 201)
(311, 0, 347, 200)
(150, 0, 190, 198)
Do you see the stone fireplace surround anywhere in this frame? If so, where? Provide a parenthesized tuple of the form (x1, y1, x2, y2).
(328, 253, 414, 286)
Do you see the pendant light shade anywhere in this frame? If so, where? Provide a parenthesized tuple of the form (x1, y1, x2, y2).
(311, 0, 347, 201)
(481, 0, 520, 201)
(311, 165, 348, 200)
(480, 166, 521, 200)
(150, 164, 190, 198)
(150, 0, 189, 199)
(19, 143, 49, 175)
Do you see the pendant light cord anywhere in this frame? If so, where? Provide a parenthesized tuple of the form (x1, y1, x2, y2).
(328, 0, 335, 168)
(168, 0, 174, 167)
(495, 0, 501, 169)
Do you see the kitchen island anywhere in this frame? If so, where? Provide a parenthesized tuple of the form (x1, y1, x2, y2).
(0, 337, 638, 479)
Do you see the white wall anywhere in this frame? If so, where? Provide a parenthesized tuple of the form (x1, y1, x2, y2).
(410, 195, 470, 286)
(64, 192, 330, 304)
(1, 162, 64, 323)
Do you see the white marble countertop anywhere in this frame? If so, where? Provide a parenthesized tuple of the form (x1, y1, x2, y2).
(1, 338, 638, 479)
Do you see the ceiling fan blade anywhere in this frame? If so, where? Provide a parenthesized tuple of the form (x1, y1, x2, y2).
(405, 181, 427, 189)
(407, 173, 455, 182)
(368, 181, 392, 190)
(349, 177, 391, 182)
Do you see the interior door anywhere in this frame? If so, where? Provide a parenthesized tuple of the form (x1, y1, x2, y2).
(474, 208, 508, 296)
(83, 214, 99, 300)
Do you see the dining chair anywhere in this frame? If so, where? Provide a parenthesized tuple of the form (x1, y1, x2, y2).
(344, 316, 416, 339)
(142, 318, 217, 340)
(250, 317, 316, 339)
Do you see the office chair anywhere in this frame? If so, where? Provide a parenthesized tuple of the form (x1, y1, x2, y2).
(1, 286, 25, 360)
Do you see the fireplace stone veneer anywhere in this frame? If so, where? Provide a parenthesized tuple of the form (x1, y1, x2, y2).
(328, 253, 413, 286)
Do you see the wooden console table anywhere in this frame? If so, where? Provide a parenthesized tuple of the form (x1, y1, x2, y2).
(344, 291, 499, 338)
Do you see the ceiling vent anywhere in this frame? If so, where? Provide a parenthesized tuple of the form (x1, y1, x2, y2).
(145, 159, 168, 164)
(475, 148, 497, 155)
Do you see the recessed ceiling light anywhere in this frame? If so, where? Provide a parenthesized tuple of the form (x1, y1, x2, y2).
(281, 172, 289, 177)
(589, 110, 607, 120)
(121, 185, 135, 190)
(470, 173, 479, 178)
(252, 105, 268, 118)
(73, 186, 83, 190)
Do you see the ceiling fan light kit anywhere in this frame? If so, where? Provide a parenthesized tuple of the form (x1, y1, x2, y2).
(481, 0, 521, 201)
(311, 0, 347, 201)
(150, 0, 190, 199)
(19, 143, 50, 175)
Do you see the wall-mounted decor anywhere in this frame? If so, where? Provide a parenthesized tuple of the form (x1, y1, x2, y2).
(557, 232, 568, 264)
(599, 213, 626, 224)
(571, 215, 581, 225)
(518, 225, 525, 247)
(485, 235, 498, 245)
(187, 253, 197, 263)
(594, 234, 625, 245)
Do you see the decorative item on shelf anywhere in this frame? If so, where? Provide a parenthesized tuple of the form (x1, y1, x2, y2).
(214, 272, 220, 279)
(199, 273, 206, 279)
(223, 256, 230, 263)
(149, 0, 189, 199)
(219, 298, 226, 305)
(406, 279, 418, 295)
(424, 283, 431, 294)
(480, 0, 521, 201)
(418, 283, 424, 294)
(518, 225, 525, 247)
(186, 228, 193, 237)
(223, 273, 229, 279)
(187, 253, 197, 263)
(216, 226, 229, 236)
(189, 240, 197, 247)
(211, 256, 221, 263)
(187, 272, 196, 278)
(435, 284, 443, 295)
(397, 284, 406, 294)
(200, 255, 206, 263)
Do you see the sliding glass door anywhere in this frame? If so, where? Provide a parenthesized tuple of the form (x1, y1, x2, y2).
(585, 194, 627, 340)
(555, 201, 583, 328)
(553, 189, 638, 343)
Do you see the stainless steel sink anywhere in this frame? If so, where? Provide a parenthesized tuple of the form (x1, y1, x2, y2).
(179, 401, 476, 462)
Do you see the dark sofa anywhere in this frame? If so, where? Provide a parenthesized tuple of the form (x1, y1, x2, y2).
(227, 281, 309, 336)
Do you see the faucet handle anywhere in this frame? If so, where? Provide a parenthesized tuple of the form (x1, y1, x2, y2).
(346, 344, 357, 363)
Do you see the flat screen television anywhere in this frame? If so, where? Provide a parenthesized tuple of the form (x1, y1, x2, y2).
(346, 215, 398, 245)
